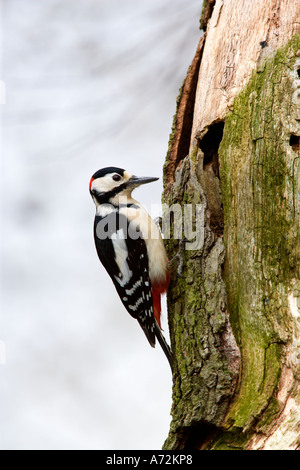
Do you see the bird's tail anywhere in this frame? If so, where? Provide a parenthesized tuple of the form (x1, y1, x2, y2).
(154, 321, 173, 372)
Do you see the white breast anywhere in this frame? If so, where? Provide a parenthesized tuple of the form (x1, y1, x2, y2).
(119, 201, 168, 284)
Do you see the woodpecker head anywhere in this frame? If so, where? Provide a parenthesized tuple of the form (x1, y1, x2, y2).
(89, 167, 159, 206)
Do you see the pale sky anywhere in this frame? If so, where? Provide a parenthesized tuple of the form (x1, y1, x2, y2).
(0, 0, 202, 450)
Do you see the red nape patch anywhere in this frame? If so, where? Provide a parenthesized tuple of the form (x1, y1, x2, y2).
(89, 177, 94, 191)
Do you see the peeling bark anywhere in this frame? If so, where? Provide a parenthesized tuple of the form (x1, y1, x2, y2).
(164, 35, 205, 190)
(163, 0, 300, 450)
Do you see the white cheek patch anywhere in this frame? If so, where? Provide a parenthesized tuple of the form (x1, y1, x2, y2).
(91, 174, 121, 193)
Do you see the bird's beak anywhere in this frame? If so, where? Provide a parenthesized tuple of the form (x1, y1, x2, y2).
(126, 175, 159, 188)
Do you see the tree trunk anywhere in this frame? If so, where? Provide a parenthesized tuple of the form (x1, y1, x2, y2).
(163, 0, 300, 450)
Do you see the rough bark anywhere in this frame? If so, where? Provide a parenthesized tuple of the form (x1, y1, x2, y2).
(163, 0, 300, 450)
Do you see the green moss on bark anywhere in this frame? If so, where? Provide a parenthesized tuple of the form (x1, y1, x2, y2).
(163, 33, 300, 449)
(163, 152, 240, 448)
(219, 34, 300, 432)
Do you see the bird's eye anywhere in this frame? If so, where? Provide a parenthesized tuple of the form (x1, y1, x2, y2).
(112, 174, 121, 182)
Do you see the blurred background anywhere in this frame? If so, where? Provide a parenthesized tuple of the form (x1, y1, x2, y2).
(0, 0, 202, 450)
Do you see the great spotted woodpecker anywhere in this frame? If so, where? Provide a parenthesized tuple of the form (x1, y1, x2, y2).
(89, 167, 172, 369)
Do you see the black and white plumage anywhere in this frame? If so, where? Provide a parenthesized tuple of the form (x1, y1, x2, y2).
(89, 167, 172, 369)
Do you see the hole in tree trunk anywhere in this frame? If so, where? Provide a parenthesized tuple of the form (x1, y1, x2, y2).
(182, 422, 218, 450)
(199, 121, 224, 178)
(197, 121, 225, 237)
(289, 134, 300, 152)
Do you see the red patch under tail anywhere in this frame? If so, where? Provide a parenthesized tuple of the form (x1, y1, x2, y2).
(152, 271, 170, 329)
(152, 287, 162, 328)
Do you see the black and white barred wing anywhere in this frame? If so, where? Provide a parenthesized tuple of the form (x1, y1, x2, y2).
(94, 214, 156, 347)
